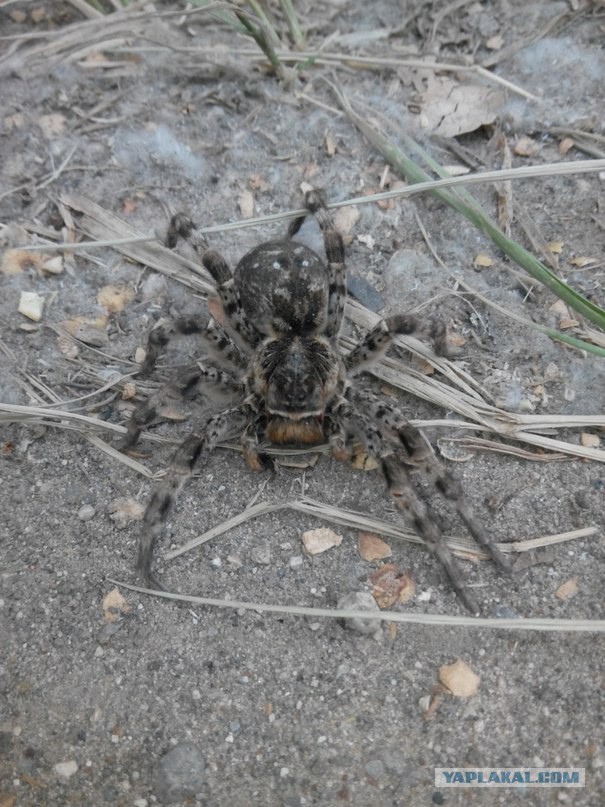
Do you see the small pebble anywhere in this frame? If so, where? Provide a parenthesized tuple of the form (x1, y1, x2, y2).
(153, 742, 205, 804)
(54, 760, 78, 778)
(289, 556, 303, 570)
(493, 605, 519, 619)
(78, 504, 96, 522)
(251, 544, 271, 566)
(365, 759, 384, 778)
(347, 273, 384, 312)
(336, 591, 381, 636)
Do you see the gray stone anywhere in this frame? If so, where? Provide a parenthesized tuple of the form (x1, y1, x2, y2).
(153, 742, 205, 804)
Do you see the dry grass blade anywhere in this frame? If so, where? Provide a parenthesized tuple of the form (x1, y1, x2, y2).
(441, 436, 569, 462)
(50, 195, 605, 463)
(0, 402, 172, 447)
(59, 193, 214, 294)
(327, 81, 605, 346)
(165, 495, 597, 564)
(165, 501, 284, 559)
(106, 579, 605, 633)
(85, 434, 155, 478)
(40, 162, 605, 251)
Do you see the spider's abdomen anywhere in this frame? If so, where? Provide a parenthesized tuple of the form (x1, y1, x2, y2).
(234, 241, 329, 337)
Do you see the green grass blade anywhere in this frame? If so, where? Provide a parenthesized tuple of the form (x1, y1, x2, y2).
(330, 83, 605, 340)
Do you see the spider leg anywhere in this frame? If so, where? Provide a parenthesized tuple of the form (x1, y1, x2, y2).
(166, 213, 263, 349)
(381, 455, 480, 614)
(353, 391, 513, 573)
(121, 363, 241, 451)
(140, 314, 247, 379)
(288, 189, 346, 339)
(138, 404, 251, 589)
(328, 397, 490, 614)
(345, 315, 449, 373)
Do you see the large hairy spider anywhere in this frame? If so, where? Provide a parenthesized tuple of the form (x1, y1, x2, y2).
(124, 189, 511, 614)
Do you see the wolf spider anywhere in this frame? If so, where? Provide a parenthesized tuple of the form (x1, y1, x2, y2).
(124, 189, 511, 614)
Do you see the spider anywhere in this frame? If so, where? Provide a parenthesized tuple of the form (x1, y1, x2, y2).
(124, 189, 512, 614)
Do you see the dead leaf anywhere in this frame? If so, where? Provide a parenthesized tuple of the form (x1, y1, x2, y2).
(37, 113, 66, 138)
(570, 256, 596, 267)
(369, 565, 416, 609)
(580, 433, 600, 448)
(358, 532, 392, 562)
(559, 317, 579, 330)
(554, 576, 578, 600)
(559, 137, 574, 156)
(325, 133, 336, 157)
(2, 249, 39, 275)
(18, 291, 44, 321)
(102, 588, 132, 623)
(238, 190, 254, 219)
(108, 497, 144, 529)
(302, 527, 343, 555)
(547, 240, 564, 254)
(473, 253, 493, 268)
(2, 249, 63, 277)
(97, 284, 134, 313)
(60, 316, 108, 347)
(438, 659, 480, 697)
(421, 78, 504, 137)
(513, 136, 541, 157)
(549, 299, 570, 317)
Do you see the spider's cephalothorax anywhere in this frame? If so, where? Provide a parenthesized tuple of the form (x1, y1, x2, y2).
(125, 190, 511, 614)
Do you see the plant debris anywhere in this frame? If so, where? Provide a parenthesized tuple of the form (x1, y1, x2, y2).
(358, 532, 392, 561)
(18, 291, 44, 321)
(555, 576, 579, 600)
(369, 565, 416, 609)
(438, 659, 480, 698)
(102, 587, 132, 623)
(301, 526, 343, 555)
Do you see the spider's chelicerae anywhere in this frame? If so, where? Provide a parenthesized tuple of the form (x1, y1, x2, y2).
(125, 189, 511, 614)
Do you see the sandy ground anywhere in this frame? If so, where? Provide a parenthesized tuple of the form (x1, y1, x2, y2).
(1, 1, 604, 805)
